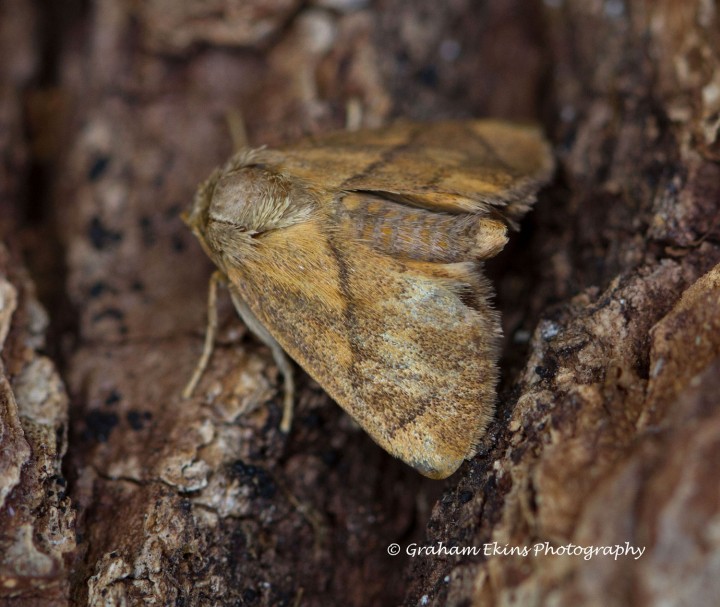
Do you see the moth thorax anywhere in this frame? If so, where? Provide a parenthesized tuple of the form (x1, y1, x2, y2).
(208, 166, 314, 233)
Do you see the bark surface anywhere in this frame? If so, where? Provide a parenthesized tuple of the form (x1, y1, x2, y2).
(1, 1, 718, 605)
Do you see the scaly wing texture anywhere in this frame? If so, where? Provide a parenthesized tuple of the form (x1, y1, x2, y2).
(197, 119, 554, 477)
(257, 119, 554, 222)
(225, 218, 500, 479)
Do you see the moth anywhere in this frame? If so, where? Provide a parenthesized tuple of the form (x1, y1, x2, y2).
(184, 120, 553, 479)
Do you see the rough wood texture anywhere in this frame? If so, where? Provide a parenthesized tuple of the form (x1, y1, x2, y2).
(1, 0, 718, 605)
(0, 252, 76, 603)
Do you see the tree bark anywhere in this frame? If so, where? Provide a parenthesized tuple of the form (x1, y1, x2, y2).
(1, 1, 718, 606)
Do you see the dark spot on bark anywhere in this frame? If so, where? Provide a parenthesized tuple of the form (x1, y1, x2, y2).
(55, 425, 65, 451)
(230, 460, 277, 499)
(89, 281, 109, 298)
(105, 389, 121, 406)
(83, 410, 119, 443)
(535, 362, 557, 380)
(88, 217, 122, 249)
(417, 64, 438, 88)
(172, 233, 186, 252)
(165, 203, 182, 220)
(320, 449, 340, 467)
(140, 216, 156, 247)
(242, 588, 258, 603)
(88, 155, 110, 181)
(458, 490, 473, 504)
(301, 411, 323, 429)
(126, 409, 147, 430)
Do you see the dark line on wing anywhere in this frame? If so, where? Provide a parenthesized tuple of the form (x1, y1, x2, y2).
(387, 396, 432, 437)
(339, 125, 425, 189)
(326, 236, 362, 393)
(467, 129, 520, 177)
(422, 167, 450, 191)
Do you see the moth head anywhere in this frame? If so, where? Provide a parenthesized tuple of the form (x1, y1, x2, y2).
(183, 149, 317, 270)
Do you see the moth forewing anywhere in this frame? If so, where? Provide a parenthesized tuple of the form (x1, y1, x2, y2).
(185, 119, 553, 478)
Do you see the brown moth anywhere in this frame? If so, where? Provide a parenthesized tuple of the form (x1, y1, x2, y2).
(184, 120, 553, 479)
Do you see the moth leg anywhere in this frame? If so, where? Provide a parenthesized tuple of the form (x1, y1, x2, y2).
(183, 270, 225, 399)
(228, 290, 295, 434)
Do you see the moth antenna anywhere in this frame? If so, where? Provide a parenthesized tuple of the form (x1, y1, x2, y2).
(183, 270, 224, 399)
(225, 108, 249, 151)
(345, 97, 363, 132)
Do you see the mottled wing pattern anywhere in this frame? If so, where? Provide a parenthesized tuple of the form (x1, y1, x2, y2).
(226, 220, 500, 478)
